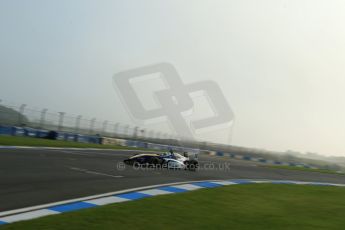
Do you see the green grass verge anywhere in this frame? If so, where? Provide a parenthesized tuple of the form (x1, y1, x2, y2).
(0, 135, 151, 151)
(264, 165, 344, 175)
(2, 184, 345, 230)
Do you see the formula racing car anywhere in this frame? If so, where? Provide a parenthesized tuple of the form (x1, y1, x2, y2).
(123, 151, 198, 170)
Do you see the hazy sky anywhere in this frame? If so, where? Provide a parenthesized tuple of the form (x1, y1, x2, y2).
(1, 0, 345, 156)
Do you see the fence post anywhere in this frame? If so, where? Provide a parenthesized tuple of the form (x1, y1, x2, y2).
(39, 109, 48, 129)
(124, 125, 129, 136)
(18, 104, 27, 126)
(133, 126, 139, 138)
(140, 129, 145, 139)
(89, 118, 96, 134)
(58, 112, 65, 131)
(102, 120, 108, 135)
(113, 123, 119, 134)
(75, 115, 82, 133)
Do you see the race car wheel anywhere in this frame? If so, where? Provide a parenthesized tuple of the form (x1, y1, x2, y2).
(152, 158, 160, 166)
(187, 160, 198, 171)
(124, 159, 132, 165)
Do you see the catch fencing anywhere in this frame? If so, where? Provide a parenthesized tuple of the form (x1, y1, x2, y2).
(0, 102, 177, 141)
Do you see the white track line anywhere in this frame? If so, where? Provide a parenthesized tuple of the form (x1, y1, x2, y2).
(69, 167, 123, 178)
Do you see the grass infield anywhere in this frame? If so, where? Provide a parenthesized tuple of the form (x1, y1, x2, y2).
(2, 184, 345, 230)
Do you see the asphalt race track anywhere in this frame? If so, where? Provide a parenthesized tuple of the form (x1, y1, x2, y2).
(1, 148, 345, 212)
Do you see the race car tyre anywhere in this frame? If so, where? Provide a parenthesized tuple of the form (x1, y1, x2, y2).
(133, 162, 140, 168)
(124, 159, 132, 165)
